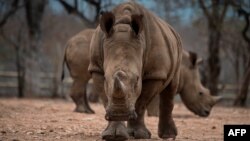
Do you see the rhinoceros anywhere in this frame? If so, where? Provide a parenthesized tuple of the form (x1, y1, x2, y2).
(63, 29, 220, 117)
(147, 51, 221, 117)
(63, 29, 94, 114)
(88, 2, 182, 140)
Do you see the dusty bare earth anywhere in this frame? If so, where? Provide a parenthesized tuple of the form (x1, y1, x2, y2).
(0, 98, 249, 141)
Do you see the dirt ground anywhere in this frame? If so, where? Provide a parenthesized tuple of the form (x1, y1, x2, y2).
(0, 98, 249, 141)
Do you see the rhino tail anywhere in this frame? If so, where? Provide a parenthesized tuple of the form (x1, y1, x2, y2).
(61, 55, 65, 81)
(61, 47, 69, 81)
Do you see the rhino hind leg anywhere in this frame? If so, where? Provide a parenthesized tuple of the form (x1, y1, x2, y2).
(102, 121, 129, 141)
(127, 80, 164, 139)
(158, 77, 178, 140)
(70, 79, 94, 114)
(87, 81, 100, 103)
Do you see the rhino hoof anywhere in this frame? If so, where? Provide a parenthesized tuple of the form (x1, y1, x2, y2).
(74, 105, 95, 114)
(102, 122, 129, 141)
(127, 126, 151, 139)
(158, 126, 177, 140)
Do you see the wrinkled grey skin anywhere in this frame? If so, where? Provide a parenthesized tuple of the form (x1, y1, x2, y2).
(147, 50, 222, 117)
(88, 2, 182, 140)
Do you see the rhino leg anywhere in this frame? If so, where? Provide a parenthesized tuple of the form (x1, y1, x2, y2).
(87, 81, 100, 103)
(158, 76, 179, 140)
(102, 121, 129, 140)
(91, 73, 107, 107)
(147, 95, 159, 116)
(127, 80, 163, 139)
(70, 79, 94, 114)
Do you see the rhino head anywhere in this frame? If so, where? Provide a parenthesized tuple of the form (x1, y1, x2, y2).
(179, 51, 222, 117)
(100, 12, 144, 121)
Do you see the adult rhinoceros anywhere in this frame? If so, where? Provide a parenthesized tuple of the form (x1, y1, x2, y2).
(88, 2, 182, 140)
(147, 51, 221, 117)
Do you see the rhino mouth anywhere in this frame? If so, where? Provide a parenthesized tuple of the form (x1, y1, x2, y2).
(198, 109, 210, 117)
(105, 106, 137, 121)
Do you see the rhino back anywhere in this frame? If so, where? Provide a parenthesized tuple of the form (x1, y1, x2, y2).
(66, 29, 94, 79)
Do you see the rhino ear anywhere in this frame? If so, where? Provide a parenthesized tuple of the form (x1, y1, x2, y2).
(188, 51, 198, 67)
(131, 14, 143, 35)
(100, 12, 115, 37)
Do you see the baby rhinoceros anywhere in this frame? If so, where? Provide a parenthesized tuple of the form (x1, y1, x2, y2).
(147, 50, 222, 117)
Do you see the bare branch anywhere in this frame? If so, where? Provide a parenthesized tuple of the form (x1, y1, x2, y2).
(238, 9, 250, 44)
(84, 0, 100, 7)
(85, 0, 101, 23)
(0, 0, 23, 28)
(219, 1, 229, 23)
(58, 0, 94, 27)
(229, 0, 250, 44)
(198, 0, 212, 21)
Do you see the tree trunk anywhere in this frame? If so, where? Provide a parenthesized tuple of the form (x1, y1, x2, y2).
(207, 23, 221, 96)
(52, 44, 64, 98)
(234, 60, 250, 106)
(21, 0, 46, 97)
(16, 45, 25, 98)
(233, 5, 250, 106)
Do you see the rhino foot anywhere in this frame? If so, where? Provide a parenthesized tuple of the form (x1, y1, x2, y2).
(158, 118, 177, 140)
(74, 105, 95, 114)
(102, 122, 129, 141)
(127, 124, 151, 139)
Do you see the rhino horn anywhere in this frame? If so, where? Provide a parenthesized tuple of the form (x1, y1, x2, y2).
(113, 71, 127, 93)
(212, 96, 223, 103)
(196, 58, 203, 65)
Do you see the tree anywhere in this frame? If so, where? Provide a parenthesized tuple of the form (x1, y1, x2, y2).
(58, 0, 104, 27)
(21, 0, 47, 96)
(0, 0, 48, 97)
(230, 0, 250, 106)
(0, 0, 25, 97)
(198, 0, 229, 95)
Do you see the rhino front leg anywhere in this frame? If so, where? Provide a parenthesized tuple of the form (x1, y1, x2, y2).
(158, 76, 179, 140)
(70, 79, 94, 114)
(91, 74, 129, 140)
(91, 73, 108, 107)
(127, 80, 164, 139)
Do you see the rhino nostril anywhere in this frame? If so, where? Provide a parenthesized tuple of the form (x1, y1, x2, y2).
(105, 113, 110, 120)
(204, 110, 210, 116)
(128, 111, 137, 120)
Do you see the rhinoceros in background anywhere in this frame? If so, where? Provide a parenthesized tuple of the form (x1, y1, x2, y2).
(147, 51, 222, 117)
(63, 28, 220, 118)
(91, 2, 182, 140)
(62, 29, 94, 114)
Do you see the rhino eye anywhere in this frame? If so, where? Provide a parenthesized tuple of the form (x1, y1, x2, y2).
(199, 92, 203, 96)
